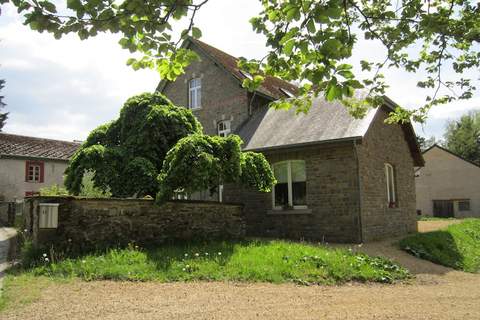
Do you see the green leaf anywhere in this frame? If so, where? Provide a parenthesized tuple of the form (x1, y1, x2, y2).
(191, 27, 202, 39)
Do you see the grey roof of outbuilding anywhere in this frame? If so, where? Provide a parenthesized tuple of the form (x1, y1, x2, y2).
(237, 97, 377, 151)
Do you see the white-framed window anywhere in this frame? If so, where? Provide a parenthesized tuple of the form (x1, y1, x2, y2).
(218, 184, 224, 203)
(385, 163, 397, 207)
(25, 161, 43, 183)
(217, 120, 231, 137)
(458, 200, 470, 211)
(272, 160, 307, 210)
(188, 78, 201, 109)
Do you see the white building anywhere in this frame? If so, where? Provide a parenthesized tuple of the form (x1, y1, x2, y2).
(416, 145, 480, 218)
(0, 133, 79, 201)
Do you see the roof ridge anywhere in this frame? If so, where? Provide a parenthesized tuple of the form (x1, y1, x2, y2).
(0, 132, 81, 145)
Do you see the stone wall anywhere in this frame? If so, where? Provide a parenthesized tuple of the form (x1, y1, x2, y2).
(223, 142, 363, 243)
(24, 197, 245, 251)
(357, 106, 418, 241)
(160, 41, 250, 136)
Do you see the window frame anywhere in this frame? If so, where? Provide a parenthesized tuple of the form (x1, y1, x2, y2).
(385, 163, 397, 208)
(272, 160, 307, 210)
(188, 78, 202, 110)
(217, 120, 231, 137)
(458, 200, 470, 212)
(25, 161, 44, 183)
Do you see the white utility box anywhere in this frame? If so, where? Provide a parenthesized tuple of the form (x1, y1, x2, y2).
(39, 203, 59, 229)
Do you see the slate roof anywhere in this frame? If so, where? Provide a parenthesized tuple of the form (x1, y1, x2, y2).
(0, 133, 80, 161)
(237, 95, 424, 167)
(190, 39, 299, 100)
(237, 97, 377, 151)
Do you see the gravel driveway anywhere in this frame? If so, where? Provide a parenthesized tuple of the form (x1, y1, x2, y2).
(2, 221, 479, 320)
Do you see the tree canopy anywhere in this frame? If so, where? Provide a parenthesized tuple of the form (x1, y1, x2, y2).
(444, 111, 480, 164)
(0, 78, 7, 131)
(157, 134, 275, 202)
(65, 92, 203, 197)
(4, 0, 479, 123)
(65, 92, 275, 201)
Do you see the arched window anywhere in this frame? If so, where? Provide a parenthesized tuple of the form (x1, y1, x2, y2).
(188, 78, 201, 109)
(272, 160, 307, 210)
(217, 120, 231, 137)
(385, 163, 397, 207)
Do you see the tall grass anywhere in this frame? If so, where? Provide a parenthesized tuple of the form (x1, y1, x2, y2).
(400, 219, 480, 272)
(27, 240, 409, 284)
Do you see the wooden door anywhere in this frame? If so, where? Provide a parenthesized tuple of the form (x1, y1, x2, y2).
(433, 200, 454, 218)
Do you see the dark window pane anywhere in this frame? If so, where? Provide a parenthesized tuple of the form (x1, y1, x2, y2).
(274, 183, 288, 207)
(458, 200, 470, 211)
(292, 181, 306, 206)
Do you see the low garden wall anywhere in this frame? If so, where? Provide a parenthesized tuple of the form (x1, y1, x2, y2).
(24, 196, 245, 251)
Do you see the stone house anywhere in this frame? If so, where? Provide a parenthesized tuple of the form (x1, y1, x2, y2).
(416, 144, 480, 218)
(158, 38, 424, 242)
(0, 133, 79, 201)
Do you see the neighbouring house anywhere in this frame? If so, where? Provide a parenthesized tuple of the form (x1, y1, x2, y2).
(416, 144, 480, 218)
(0, 133, 80, 201)
(158, 38, 424, 242)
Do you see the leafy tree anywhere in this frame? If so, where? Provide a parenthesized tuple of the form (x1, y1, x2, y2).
(0, 78, 7, 131)
(65, 92, 203, 197)
(39, 184, 69, 196)
(444, 111, 480, 164)
(5, 0, 479, 122)
(157, 134, 275, 203)
(416, 135, 437, 151)
(66, 92, 274, 201)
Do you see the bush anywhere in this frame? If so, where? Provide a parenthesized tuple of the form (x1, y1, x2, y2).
(399, 219, 480, 272)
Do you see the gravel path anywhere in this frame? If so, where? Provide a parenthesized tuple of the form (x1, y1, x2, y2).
(2, 221, 479, 320)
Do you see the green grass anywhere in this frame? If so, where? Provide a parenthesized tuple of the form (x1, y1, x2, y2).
(21, 240, 409, 285)
(0, 274, 53, 311)
(400, 219, 480, 272)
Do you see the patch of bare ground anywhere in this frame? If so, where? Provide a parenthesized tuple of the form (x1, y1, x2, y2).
(417, 219, 462, 233)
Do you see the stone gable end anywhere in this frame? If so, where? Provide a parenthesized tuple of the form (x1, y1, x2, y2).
(357, 107, 417, 241)
(161, 43, 250, 136)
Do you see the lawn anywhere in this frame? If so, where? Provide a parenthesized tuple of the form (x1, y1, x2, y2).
(18, 240, 408, 285)
(400, 219, 480, 272)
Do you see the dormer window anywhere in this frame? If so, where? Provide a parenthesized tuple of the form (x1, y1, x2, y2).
(188, 78, 201, 109)
(279, 87, 295, 98)
(217, 120, 231, 137)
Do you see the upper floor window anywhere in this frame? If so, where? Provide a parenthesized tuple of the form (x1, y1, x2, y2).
(188, 78, 201, 109)
(217, 120, 231, 137)
(25, 161, 44, 183)
(385, 163, 397, 207)
(272, 160, 306, 210)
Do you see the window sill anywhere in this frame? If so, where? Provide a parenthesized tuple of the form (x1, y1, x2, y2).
(190, 107, 202, 111)
(267, 209, 312, 215)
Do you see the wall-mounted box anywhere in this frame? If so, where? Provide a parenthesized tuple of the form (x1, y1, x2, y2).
(39, 203, 59, 229)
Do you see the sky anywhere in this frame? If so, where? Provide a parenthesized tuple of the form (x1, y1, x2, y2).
(0, 0, 479, 142)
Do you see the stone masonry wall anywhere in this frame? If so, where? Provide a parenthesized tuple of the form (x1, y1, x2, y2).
(24, 197, 245, 251)
(223, 142, 362, 243)
(160, 42, 250, 136)
(357, 107, 417, 241)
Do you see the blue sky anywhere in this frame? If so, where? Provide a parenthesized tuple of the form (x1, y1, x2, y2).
(0, 0, 479, 142)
